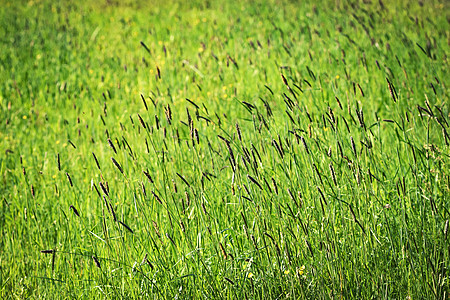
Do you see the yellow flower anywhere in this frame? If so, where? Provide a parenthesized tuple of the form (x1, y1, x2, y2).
(298, 265, 305, 276)
(247, 272, 254, 279)
(335, 75, 340, 79)
(284, 270, 290, 275)
(22, 115, 27, 120)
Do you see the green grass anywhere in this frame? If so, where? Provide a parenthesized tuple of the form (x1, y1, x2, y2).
(1, 0, 449, 298)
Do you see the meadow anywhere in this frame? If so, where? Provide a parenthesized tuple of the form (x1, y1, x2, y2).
(0, 0, 449, 298)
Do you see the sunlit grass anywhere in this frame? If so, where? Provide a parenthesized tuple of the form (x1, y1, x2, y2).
(1, 0, 448, 298)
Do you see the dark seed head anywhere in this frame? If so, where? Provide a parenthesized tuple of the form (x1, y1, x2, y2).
(92, 152, 101, 170)
(107, 138, 117, 154)
(57, 153, 61, 171)
(92, 256, 101, 269)
(69, 205, 80, 217)
(40, 249, 55, 254)
(111, 157, 123, 174)
(66, 172, 73, 187)
(118, 220, 134, 233)
(99, 182, 109, 197)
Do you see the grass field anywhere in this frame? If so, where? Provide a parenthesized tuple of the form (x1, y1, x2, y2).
(1, 0, 449, 298)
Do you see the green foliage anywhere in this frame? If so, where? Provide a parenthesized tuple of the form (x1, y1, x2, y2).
(1, 0, 449, 298)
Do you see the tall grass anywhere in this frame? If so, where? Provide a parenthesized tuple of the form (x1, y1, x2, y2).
(0, 0, 448, 298)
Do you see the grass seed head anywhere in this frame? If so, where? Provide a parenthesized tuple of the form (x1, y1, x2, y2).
(140, 94, 148, 111)
(351, 137, 357, 157)
(179, 220, 185, 232)
(99, 182, 109, 197)
(66, 172, 73, 187)
(92, 256, 101, 269)
(69, 205, 80, 217)
(118, 221, 134, 233)
(40, 249, 55, 254)
(152, 221, 160, 237)
(111, 157, 123, 174)
(92, 152, 101, 170)
(137, 114, 146, 129)
(271, 177, 278, 195)
(143, 170, 154, 184)
(107, 138, 117, 154)
(301, 136, 310, 154)
(236, 123, 242, 142)
(165, 104, 172, 124)
(152, 191, 162, 204)
(329, 163, 337, 186)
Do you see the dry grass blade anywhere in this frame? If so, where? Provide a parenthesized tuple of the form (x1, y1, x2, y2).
(219, 242, 228, 260)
